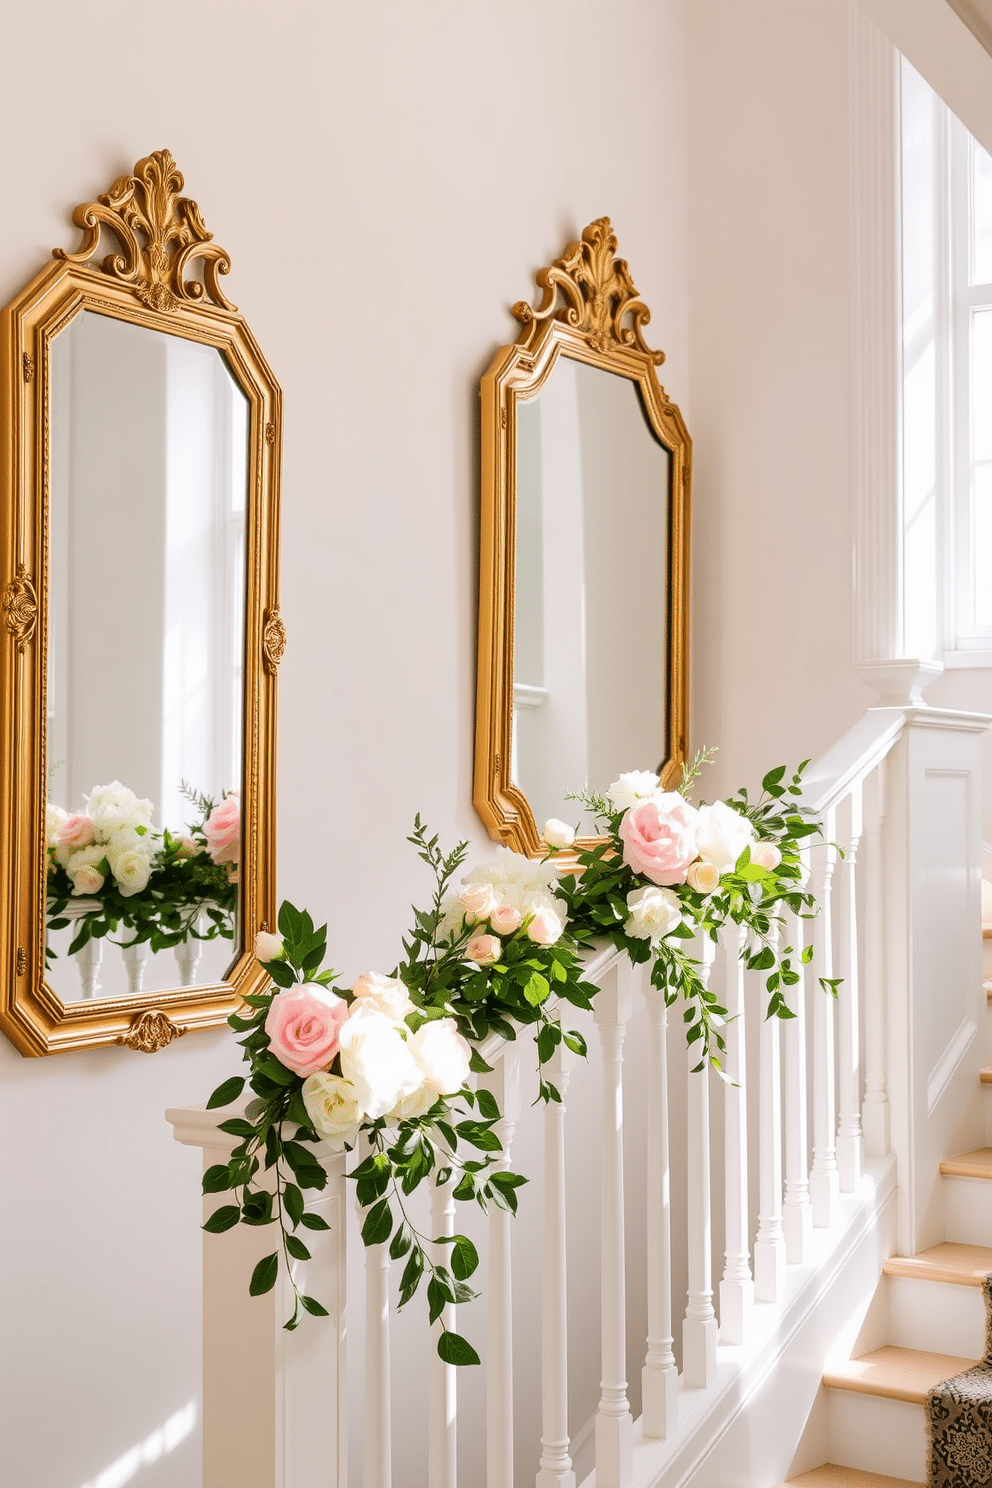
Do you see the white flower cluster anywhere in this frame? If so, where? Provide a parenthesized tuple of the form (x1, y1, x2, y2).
(437, 846, 568, 961)
(47, 781, 158, 899)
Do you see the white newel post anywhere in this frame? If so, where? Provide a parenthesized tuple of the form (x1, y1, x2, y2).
(861, 766, 890, 1160)
(481, 1045, 522, 1488)
(810, 816, 840, 1230)
(536, 1038, 577, 1488)
(782, 897, 813, 1266)
(753, 929, 786, 1304)
(641, 963, 678, 1439)
(683, 934, 718, 1389)
(837, 786, 864, 1193)
(594, 958, 634, 1488)
(166, 1104, 347, 1488)
(719, 926, 753, 1344)
(429, 1174, 458, 1488)
(360, 1133, 392, 1488)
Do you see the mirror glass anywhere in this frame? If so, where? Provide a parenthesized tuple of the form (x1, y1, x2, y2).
(512, 357, 670, 834)
(45, 310, 247, 1003)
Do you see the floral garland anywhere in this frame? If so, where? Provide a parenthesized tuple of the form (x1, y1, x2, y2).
(203, 757, 830, 1364)
(46, 780, 239, 961)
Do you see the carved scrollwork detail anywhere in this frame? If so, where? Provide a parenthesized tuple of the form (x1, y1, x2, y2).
(116, 1010, 188, 1053)
(2, 564, 38, 652)
(265, 421, 276, 446)
(53, 149, 235, 314)
(512, 216, 665, 365)
(16, 949, 27, 976)
(22, 352, 34, 382)
(262, 607, 287, 674)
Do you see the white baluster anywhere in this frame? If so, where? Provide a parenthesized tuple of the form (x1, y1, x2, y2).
(175, 924, 203, 988)
(75, 935, 103, 998)
(121, 937, 149, 995)
(753, 926, 786, 1304)
(783, 890, 813, 1265)
(641, 963, 678, 1440)
(837, 787, 864, 1192)
(719, 926, 754, 1343)
(430, 1173, 457, 1488)
(360, 1136, 391, 1488)
(810, 817, 840, 1228)
(536, 1039, 576, 1488)
(594, 960, 633, 1488)
(861, 766, 891, 1158)
(481, 1046, 522, 1488)
(683, 933, 718, 1389)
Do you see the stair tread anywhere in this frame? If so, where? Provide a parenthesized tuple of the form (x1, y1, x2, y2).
(822, 1345, 978, 1402)
(939, 1147, 992, 1179)
(883, 1241, 992, 1285)
(779, 1467, 923, 1488)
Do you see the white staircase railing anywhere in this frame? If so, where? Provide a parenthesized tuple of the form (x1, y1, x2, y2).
(168, 702, 990, 1488)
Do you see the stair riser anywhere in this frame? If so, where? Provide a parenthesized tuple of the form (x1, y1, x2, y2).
(942, 1175, 992, 1246)
(825, 1391, 926, 1482)
(885, 1275, 987, 1358)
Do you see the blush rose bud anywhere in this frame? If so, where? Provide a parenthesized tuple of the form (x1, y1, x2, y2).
(466, 933, 502, 967)
(458, 881, 500, 923)
(255, 930, 286, 963)
(686, 860, 720, 894)
(542, 818, 576, 849)
(751, 841, 783, 872)
(489, 903, 523, 936)
(527, 905, 564, 946)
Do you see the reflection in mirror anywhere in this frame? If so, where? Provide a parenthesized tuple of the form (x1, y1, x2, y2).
(513, 358, 670, 835)
(46, 311, 247, 1003)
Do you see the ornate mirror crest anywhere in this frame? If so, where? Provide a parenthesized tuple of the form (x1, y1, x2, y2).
(0, 149, 282, 1055)
(475, 217, 691, 858)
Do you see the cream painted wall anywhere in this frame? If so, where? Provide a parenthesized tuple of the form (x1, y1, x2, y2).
(0, 3, 690, 1485)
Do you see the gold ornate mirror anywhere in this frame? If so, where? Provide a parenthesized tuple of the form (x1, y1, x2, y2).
(0, 150, 282, 1055)
(475, 218, 691, 857)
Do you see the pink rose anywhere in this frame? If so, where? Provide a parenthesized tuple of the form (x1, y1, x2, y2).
(751, 841, 783, 872)
(264, 983, 349, 1077)
(490, 903, 522, 936)
(466, 933, 502, 967)
(527, 905, 564, 946)
(57, 814, 95, 850)
(619, 794, 698, 886)
(459, 881, 499, 922)
(204, 795, 240, 866)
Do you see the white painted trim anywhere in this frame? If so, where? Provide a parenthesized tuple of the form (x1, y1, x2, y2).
(926, 1015, 978, 1111)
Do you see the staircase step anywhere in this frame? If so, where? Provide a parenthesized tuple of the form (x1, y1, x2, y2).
(822, 1345, 977, 1402)
(940, 1147, 992, 1179)
(883, 1241, 992, 1285)
(779, 1467, 923, 1487)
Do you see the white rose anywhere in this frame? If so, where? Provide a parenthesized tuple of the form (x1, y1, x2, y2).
(694, 801, 756, 874)
(527, 905, 564, 946)
(66, 844, 109, 897)
(255, 930, 285, 963)
(605, 771, 661, 813)
(302, 1072, 363, 1150)
(104, 830, 155, 898)
(751, 841, 783, 872)
(351, 971, 416, 1024)
(46, 804, 68, 848)
(105, 826, 155, 873)
(337, 1004, 425, 1120)
(542, 818, 576, 849)
(458, 881, 500, 923)
(686, 860, 720, 894)
(72, 865, 106, 896)
(86, 781, 155, 838)
(410, 1019, 471, 1100)
(624, 884, 683, 943)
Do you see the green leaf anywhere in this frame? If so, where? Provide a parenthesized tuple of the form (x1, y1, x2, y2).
(286, 1234, 312, 1261)
(206, 1076, 246, 1110)
(523, 971, 550, 1007)
(399, 1246, 424, 1304)
(801, 944, 814, 964)
(389, 1223, 413, 1260)
(267, 960, 297, 988)
(474, 1088, 500, 1122)
(283, 1183, 304, 1228)
(249, 1252, 279, 1296)
(437, 1330, 481, 1367)
(300, 1294, 329, 1317)
(427, 1276, 449, 1325)
(563, 1030, 587, 1057)
(202, 1205, 241, 1233)
(361, 1199, 393, 1247)
(451, 1234, 479, 1280)
(300, 1212, 331, 1231)
(217, 1116, 256, 1140)
(202, 1163, 235, 1194)
(468, 1047, 493, 1074)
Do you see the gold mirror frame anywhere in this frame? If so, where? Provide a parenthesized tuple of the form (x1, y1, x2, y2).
(0, 149, 282, 1055)
(475, 217, 691, 858)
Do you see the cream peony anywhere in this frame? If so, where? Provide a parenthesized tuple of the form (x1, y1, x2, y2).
(351, 971, 416, 1024)
(542, 819, 576, 849)
(694, 801, 756, 874)
(624, 885, 683, 944)
(606, 771, 661, 813)
(46, 804, 68, 848)
(302, 1072, 363, 1150)
(409, 1019, 471, 1100)
(86, 781, 154, 837)
(337, 1003, 425, 1120)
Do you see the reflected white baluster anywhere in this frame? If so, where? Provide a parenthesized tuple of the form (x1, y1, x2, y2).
(641, 963, 678, 1440)
(753, 926, 786, 1304)
(783, 891, 813, 1265)
(175, 927, 203, 988)
(719, 926, 754, 1343)
(430, 1173, 457, 1488)
(862, 767, 891, 1158)
(594, 960, 633, 1488)
(121, 938, 149, 995)
(837, 788, 864, 1192)
(481, 1046, 522, 1488)
(360, 1136, 391, 1488)
(536, 1039, 576, 1488)
(810, 818, 840, 1228)
(75, 936, 103, 998)
(683, 934, 718, 1389)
